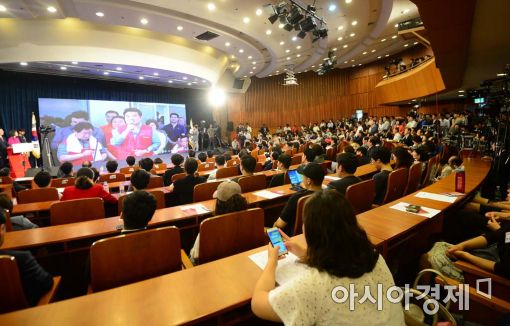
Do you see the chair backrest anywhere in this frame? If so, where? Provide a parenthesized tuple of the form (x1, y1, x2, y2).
(50, 198, 105, 225)
(50, 177, 75, 188)
(226, 158, 240, 167)
(0, 176, 13, 184)
(382, 168, 409, 204)
(293, 195, 311, 236)
(250, 149, 261, 158)
(325, 147, 334, 161)
(90, 226, 182, 292)
(284, 149, 292, 157)
(257, 154, 266, 163)
(197, 162, 215, 172)
(153, 163, 167, 170)
(0, 255, 29, 313)
(238, 174, 266, 193)
(215, 166, 240, 179)
(345, 179, 375, 214)
(98, 173, 126, 184)
(146, 176, 164, 189)
(171, 172, 186, 183)
(254, 162, 263, 172)
(421, 156, 436, 187)
(117, 189, 165, 215)
(205, 157, 215, 163)
(320, 161, 332, 174)
(198, 208, 265, 264)
(119, 166, 140, 174)
(404, 163, 423, 195)
(3, 210, 13, 232)
(290, 155, 302, 166)
(193, 181, 222, 202)
(17, 188, 59, 204)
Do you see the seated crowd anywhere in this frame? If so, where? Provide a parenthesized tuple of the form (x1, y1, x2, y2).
(2, 110, 509, 324)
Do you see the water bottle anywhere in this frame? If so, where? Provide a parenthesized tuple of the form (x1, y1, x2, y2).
(103, 181, 109, 193)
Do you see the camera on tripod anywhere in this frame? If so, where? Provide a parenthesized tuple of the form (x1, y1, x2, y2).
(40, 125, 56, 134)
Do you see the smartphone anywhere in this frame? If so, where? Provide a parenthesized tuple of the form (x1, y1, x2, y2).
(267, 227, 288, 256)
(405, 205, 421, 213)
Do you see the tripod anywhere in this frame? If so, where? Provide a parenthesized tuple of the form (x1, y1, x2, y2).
(41, 133, 55, 169)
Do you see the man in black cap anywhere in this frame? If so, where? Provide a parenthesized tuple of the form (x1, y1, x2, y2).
(273, 163, 324, 236)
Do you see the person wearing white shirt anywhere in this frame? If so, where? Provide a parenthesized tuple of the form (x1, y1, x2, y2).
(406, 116, 417, 129)
(251, 190, 405, 325)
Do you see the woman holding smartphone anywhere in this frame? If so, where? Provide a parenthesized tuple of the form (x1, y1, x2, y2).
(251, 189, 404, 325)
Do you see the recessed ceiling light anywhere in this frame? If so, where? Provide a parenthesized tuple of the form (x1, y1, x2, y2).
(377, 56, 382, 59)
(351, 20, 358, 26)
(458, 94, 464, 97)
(60, 66, 67, 70)
(278, 23, 285, 29)
(413, 41, 418, 45)
(243, 75, 248, 78)
(182, 77, 187, 80)
(177, 25, 183, 31)
(280, 41, 285, 45)
(187, 82, 192, 85)
(337, 25, 344, 31)
(311, 65, 315, 68)
(328, 4, 337, 11)
(345, 0, 352, 3)
(95, 12, 104, 17)
(168, 80, 173, 83)
(47, 6, 57, 13)
(404, 43, 409, 47)
(352, 64, 356, 67)
(403, 9, 410, 14)
(268, 74, 272, 76)
(286, 57, 291, 60)
(238, 49, 244, 53)
(392, 35, 397, 39)
(0, 5, 6, 12)
(230, 55, 235, 59)
(116, 67, 122, 71)
(139, 76, 144, 80)
(249, 71, 253, 74)
(140, 18, 148, 25)
(332, 47, 337, 51)
(350, 33, 355, 37)
(344, 61, 348, 64)
(252, 61, 256, 65)
(385, 54, 389, 57)
(381, 38, 386, 42)
(458, 90, 465, 93)
(358, 64, 362, 66)
(351, 59, 355, 62)
(103, 72, 109, 75)
(497, 73, 507, 77)
(395, 23, 399, 28)
(337, 36, 343, 41)
(243, 17, 250, 24)
(296, 54, 301, 57)
(252, 66, 256, 70)
(153, 72, 159, 76)
(371, 49, 376, 53)
(248, 56, 253, 59)
(292, 36, 297, 41)
(266, 29, 272, 35)
(343, 44, 348, 48)
(256, 8, 263, 16)
(362, 51, 367, 55)
(207, 3, 216, 11)
(276, 70, 279, 73)
(225, 42, 230, 47)
(285, 49, 290, 53)
(296, 45, 301, 49)
(71, 61, 78, 65)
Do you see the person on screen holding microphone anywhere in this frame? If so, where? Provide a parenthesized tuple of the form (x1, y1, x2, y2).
(110, 108, 160, 158)
(57, 122, 107, 166)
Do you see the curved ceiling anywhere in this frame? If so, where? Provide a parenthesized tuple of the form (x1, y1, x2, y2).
(0, 0, 421, 87)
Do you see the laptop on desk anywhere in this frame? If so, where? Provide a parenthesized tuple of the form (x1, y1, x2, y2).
(288, 169, 305, 191)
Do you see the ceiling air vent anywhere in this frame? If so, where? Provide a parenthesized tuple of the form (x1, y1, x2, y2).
(195, 31, 220, 41)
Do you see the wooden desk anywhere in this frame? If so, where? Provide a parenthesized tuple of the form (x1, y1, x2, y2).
(11, 200, 57, 215)
(0, 234, 384, 326)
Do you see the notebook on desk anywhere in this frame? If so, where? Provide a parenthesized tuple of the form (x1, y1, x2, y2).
(288, 169, 304, 191)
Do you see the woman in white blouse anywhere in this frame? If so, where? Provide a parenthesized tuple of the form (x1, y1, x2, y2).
(251, 190, 405, 325)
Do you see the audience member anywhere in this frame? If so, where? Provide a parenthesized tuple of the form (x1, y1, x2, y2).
(168, 158, 207, 205)
(392, 147, 414, 169)
(33, 171, 52, 188)
(269, 154, 291, 187)
(130, 169, 151, 191)
(82, 161, 92, 168)
(371, 147, 393, 205)
(356, 146, 370, 166)
(231, 156, 256, 183)
(61, 167, 117, 204)
(0, 193, 38, 230)
(126, 156, 136, 167)
(207, 155, 226, 180)
(327, 153, 361, 195)
(121, 191, 157, 233)
(105, 160, 118, 173)
(163, 154, 184, 186)
(57, 162, 74, 178)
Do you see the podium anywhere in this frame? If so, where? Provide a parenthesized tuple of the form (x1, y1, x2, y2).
(8, 143, 33, 178)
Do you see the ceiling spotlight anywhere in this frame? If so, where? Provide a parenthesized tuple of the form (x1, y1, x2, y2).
(329, 4, 337, 11)
(95, 12, 104, 17)
(343, 44, 348, 48)
(337, 36, 343, 41)
(371, 49, 376, 53)
(47, 6, 57, 13)
(280, 41, 285, 45)
(345, 0, 352, 3)
(19, 62, 28, 66)
(312, 28, 328, 43)
(385, 54, 389, 57)
(256, 8, 263, 16)
(248, 55, 253, 59)
(60, 66, 67, 70)
(238, 49, 244, 53)
(351, 20, 357, 26)
(377, 56, 382, 59)
(413, 41, 418, 45)
(243, 17, 250, 24)
(187, 82, 192, 85)
(292, 36, 297, 41)
(140, 18, 148, 25)
(266, 29, 272, 35)
(285, 49, 290, 53)
(225, 42, 230, 47)
(337, 25, 344, 30)
(103, 72, 109, 75)
(0, 5, 6, 12)
(285, 5, 304, 31)
(278, 23, 285, 29)
(497, 73, 507, 77)
(177, 25, 183, 31)
(458, 90, 465, 93)
(287, 57, 291, 60)
(207, 3, 216, 11)
(299, 16, 317, 33)
(153, 72, 159, 76)
(381, 38, 386, 42)
(296, 45, 301, 49)
(395, 23, 399, 28)
(71, 61, 78, 65)
(267, 2, 287, 24)
(139, 76, 144, 80)
(116, 67, 122, 71)
(404, 43, 409, 47)
(363, 51, 367, 55)
(350, 33, 355, 37)
(392, 35, 397, 39)
(168, 80, 173, 83)
(252, 61, 256, 65)
(402, 9, 410, 14)
(332, 47, 337, 51)
(183, 77, 188, 80)
(296, 54, 301, 57)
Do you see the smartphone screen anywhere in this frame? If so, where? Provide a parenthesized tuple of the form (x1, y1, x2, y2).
(267, 228, 288, 256)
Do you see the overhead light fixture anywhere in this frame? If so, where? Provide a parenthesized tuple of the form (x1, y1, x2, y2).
(140, 18, 148, 25)
(312, 28, 328, 43)
(404, 43, 409, 47)
(363, 51, 367, 55)
(60, 66, 67, 70)
(280, 41, 285, 45)
(256, 8, 263, 16)
(248, 55, 253, 59)
(392, 35, 397, 39)
(458, 94, 465, 97)
(177, 25, 183, 31)
(266, 29, 272, 35)
(317, 49, 337, 75)
(95, 12, 104, 17)
(103, 72, 109, 75)
(413, 41, 418, 45)
(225, 42, 230, 47)
(278, 23, 285, 29)
(345, 0, 352, 3)
(343, 44, 348, 48)
(350, 33, 355, 37)
(497, 73, 507, 77)
(337, 36, 343, 41)
(283, 65, 298, 85)
(139, 76, 144, 80)
(285, 5, 304, 31)
(458, 90, 465, 93)
(20, 62, 28, 66)
(377, 56, 382, 59)
(243, 17, 250, 24)
(183, 76, 188, 80)
(207, 3, 216, 11)
(351, 20, 358, 26)
(402, 9, 410, 14)
(0, 5, 6, 12)
(153, 72, 159, 76)
(292, 36, 297, 41)
(116, 67, 122, 71)
(332, 47, 337, 51)
(238, 49, 244, 53)
(266, 2, 288, 24)
(252, 61, 256, 65)
(285, 49, 290, 53)
(395, 23, 399, 28)
(47, 6, 57, 13)
(296, 54, 301, 57)
(296, 45, 301, 49)
(299, 16, 317, 33)
(329, 4, 337, 12)
(371, 49, 376, 53)
(381, 38, 386, 42)
(168, 80, 173, 83)
(71, 61, 78, 65)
